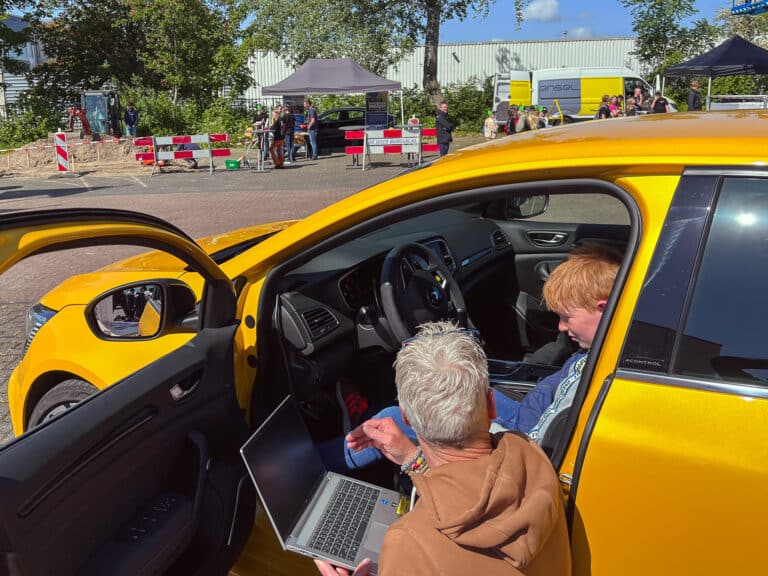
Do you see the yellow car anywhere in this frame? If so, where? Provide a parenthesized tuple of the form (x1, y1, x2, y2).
(1, 111, 767, 576)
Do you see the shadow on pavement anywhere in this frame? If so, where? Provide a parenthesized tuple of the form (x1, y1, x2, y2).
(0, 185, 110, 201)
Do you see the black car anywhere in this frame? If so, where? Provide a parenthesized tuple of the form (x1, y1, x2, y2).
(310, 107, 397, 152)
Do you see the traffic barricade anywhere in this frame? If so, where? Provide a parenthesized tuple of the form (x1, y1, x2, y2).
(343, 128, 366, 168)
(134, 133, 231, 176)
(351, 125, 439, 170)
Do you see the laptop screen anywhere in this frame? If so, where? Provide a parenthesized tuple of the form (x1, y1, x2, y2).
(241, 396, 327, 542)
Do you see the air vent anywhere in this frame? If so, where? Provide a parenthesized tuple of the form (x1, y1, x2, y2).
(491, 230, 510, 250)
(434, 240, 456, 271)
(301, 308, 339, 341)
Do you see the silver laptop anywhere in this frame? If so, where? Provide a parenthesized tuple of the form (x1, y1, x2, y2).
(240, 395, 402, 573)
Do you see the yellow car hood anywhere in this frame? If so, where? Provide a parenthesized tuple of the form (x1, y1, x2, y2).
(39, 220, 296, 311)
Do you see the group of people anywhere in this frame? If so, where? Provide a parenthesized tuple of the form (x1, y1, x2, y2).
(315, 242, 621, 575)
(504, 105, 553, 134)
(251, 98, 319, 168)
(597, 80, 703, 119)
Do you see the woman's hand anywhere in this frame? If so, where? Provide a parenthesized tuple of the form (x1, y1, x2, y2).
(346, 417, 418, 466)
(314, 557, 372, 576)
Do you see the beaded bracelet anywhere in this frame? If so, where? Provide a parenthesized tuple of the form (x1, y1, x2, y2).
(400, 446, 429, 475)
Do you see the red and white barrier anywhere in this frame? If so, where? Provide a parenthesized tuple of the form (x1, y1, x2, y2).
(134, 133, 231, 176)
(54, 132, 70, 173)
(345, 126, 439, 170)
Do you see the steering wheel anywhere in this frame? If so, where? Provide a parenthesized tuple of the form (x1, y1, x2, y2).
(380, 243, 468, 344)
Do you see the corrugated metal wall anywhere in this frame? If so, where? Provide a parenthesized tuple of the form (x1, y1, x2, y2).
(244, 37, 641, 99)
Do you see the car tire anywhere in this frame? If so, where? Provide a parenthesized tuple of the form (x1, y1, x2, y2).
(29, 379, 98, 428)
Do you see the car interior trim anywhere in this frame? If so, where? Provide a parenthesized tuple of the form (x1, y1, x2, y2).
(615, 369, 768, 399)
(18, 405, 158, 518)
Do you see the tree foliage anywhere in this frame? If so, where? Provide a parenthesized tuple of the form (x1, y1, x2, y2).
(621, 0, 698, 75)
(244, 0, 417, 76)
(23, 0, 250, 114)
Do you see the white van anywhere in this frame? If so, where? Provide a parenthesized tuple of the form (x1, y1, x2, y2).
(494, 67, 668, 123)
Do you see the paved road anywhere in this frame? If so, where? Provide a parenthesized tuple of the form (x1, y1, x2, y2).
(0, 152, 417, 445)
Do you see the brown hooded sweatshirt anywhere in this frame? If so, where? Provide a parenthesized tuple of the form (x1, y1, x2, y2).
(378, 432, 571, 576)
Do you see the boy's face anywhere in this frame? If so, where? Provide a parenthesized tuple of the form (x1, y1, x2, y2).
(556, 301, 606, 349)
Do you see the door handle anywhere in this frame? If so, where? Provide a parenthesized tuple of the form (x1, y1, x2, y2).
(527, 231, 568, 247)
(169, 375, 200, 401)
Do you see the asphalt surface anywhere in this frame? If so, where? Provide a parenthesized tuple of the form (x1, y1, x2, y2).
(0, 150, 424, 445)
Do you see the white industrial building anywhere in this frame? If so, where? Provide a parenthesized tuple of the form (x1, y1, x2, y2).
(0, 15, 45, 118)
(243, 37, 642, 100)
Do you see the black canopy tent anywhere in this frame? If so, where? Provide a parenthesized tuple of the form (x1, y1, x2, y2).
(665, 35, 768, 107)
(262, 58, 404, 123)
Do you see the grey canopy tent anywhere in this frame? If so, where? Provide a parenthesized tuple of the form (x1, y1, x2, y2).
(665, 35, 768, 107)
(262, 58, 404, 123)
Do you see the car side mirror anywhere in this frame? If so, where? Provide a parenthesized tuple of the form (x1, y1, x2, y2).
(88, 280, 197, 340)
(506, 194, 549, 219)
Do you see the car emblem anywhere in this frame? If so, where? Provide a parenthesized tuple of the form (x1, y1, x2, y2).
(427, 286, 442, 307)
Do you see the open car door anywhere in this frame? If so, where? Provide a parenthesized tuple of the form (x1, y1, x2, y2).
(0, 210, 255, 575)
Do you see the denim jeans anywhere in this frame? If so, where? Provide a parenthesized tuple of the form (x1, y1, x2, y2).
(284, 132, 295, 162)
(308, 129, 318, 159)
(126, 125, 137, 137)
(316, 389, 521, 473)
(438, 142, 450, 157)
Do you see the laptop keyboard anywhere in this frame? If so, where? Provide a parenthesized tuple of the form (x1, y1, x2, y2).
(308, 481, 379, 562)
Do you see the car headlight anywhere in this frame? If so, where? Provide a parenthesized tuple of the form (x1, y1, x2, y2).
(24, 303, 57, 354)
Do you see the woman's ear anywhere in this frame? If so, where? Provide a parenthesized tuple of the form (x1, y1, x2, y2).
(487, 388, 497, 420)
(400, 407, 410, 427)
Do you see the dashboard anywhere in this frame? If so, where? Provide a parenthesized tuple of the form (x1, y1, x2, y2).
(276, 208, 513, 359)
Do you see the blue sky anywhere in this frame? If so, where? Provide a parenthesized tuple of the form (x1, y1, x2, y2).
(441, 0, 732, 43)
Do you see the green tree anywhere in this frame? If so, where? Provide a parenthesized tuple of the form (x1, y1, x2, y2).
(621, 0, 698, 76)
(244, 0, 417, 76)
(128, 0, 251, 105)
(25, 0, 147, 108)
(24, 0, 249, 113)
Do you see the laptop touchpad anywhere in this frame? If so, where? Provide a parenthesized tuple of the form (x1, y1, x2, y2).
(368, 522, 389, 549)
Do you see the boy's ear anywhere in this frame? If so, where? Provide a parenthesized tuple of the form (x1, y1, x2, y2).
(596, 299, 607, 313)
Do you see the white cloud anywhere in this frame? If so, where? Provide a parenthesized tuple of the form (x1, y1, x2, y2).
(523, 0, 560, 22)
(568, 26, 592, 39)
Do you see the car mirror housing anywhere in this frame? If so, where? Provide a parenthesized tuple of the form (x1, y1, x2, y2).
(506, 194, 550, 219)
(87, 280, 198, 340)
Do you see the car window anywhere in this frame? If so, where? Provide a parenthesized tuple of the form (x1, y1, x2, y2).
(674, 177, 768, 383)
(322, 112, 340, 122)
(348, 110, 365, 121)
(0, 243, 198, 449)
(528, 193, 629, 225)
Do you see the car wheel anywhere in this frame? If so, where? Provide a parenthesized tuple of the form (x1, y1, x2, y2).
(29, 379, 98, 428)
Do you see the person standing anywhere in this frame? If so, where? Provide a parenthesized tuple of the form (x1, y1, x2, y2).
(483, 110, 497, 140)
(688, 80, 703, 111)
(597, 95, 611, 119)
(304, 98, 318, 160)
(252, 105, 270, 162)
(651, 91, 670, 114)
(435, 101, 454, 157)
(124, 102, 139, 137)
(269, 104, 285, 168)
(283, 105, 296, 165)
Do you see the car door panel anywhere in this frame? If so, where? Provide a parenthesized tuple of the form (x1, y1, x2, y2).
(496, 219, 630, 352)
(569, 374, 768, 575)
(0, 210, 253, 576)
(0, 326, 246, 576)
